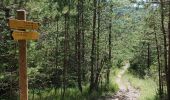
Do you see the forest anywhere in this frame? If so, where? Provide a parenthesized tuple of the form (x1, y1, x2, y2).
(0, 0, 170, 100)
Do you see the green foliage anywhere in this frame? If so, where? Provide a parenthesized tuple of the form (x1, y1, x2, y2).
(106, 81, 119, 93)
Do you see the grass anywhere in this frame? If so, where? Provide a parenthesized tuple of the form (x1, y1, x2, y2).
(28, 69, 119, 100)
(122, 71, 158, 100)
(28, 81, 119, 100)
(29, 86, 90, 100)
(110, 67, 120, 91)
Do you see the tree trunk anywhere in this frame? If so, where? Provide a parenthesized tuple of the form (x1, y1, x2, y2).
(81, 0, 86, 82)
(62, 12, 68, 99)
(77, 0, 82, 92)
(154, 27, 163, 98)
(107, 4, 112, 85)
(167, 1, 170, 99)
(75, 16, 78, 91)
(94, 0, 101, 90)
(147, 43, 150, 69)
(90, 0, 97, 92)
(55, 18, 59, 94)
(160, 0, 168, 92)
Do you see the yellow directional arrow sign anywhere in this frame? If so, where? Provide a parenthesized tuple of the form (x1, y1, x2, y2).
(12, 31, 39, 40)
(9, 19, 40, 30)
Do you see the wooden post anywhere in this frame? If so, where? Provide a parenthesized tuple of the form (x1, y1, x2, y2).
(17, 10, 28, 100)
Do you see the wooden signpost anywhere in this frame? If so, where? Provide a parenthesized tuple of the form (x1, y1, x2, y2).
(9, 19, 39, 30)
(12, 31, 39, 40)
(8, 10, 40, 100)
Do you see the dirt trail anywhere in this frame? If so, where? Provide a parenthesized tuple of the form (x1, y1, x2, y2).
(115, 63, 129, 90)
(99, 63, 140, 100)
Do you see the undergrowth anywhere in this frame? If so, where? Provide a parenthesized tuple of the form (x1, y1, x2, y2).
(28, 85, 118, 100)
(28, 72, 119, 100)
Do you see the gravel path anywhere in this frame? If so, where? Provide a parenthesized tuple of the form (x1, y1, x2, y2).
(99, 63, 140, 100)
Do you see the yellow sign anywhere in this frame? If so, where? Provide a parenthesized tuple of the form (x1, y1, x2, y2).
(12, 31, 39, 40)
(9, 19, 39, 30)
